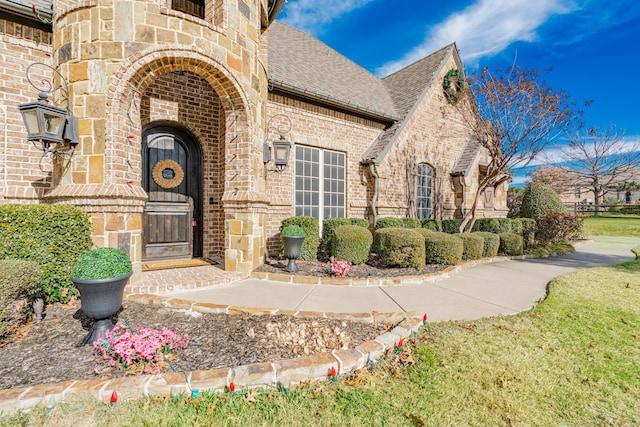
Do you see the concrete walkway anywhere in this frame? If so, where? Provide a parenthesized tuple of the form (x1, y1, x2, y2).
(164, 236, 640, 322)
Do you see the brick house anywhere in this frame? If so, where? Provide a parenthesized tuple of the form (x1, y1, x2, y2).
(0, 1, 506, 289)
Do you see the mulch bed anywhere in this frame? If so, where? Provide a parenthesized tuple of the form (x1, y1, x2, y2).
(0, 300, 389, 390)
(1, 261, 440, 391)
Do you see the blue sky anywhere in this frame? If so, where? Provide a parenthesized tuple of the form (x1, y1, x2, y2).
(277, 0, 640, 186)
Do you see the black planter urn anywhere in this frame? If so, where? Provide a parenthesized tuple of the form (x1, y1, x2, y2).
(71, 272, 132, 346)
(282, 235, 305, 273)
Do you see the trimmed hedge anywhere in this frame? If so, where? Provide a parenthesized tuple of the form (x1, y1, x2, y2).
(372, 227, 425, 269)
(441, 219, 463, 234)
(499, 232, 524, 256)
(421, 219, 443, 232)
(424, 232, 463, 265)
(472, 232, 500, 257)
(413, 228, 433, 240)
(0, 204, 92, 303)
(472, 217, 523, 235)
(321, 218, 369, 256)
(516, 218, 537, 246)
(519, 183, 565, 218)
(281, 216, 319, 261)
(0, 259, 42, 339)
(375, 217, 421, 229)
(454, 233, 484, 260)
(332, 225, 372, 265)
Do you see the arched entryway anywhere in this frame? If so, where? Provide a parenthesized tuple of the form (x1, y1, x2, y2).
(141, 123, 203, 261)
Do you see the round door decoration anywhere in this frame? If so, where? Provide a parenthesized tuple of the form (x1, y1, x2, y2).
(152, 159, 184, 189)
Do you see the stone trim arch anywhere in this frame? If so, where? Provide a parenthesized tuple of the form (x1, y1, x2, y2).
(105, 46, 254, 192)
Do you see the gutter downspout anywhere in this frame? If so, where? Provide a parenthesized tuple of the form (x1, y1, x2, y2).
(370, 162, 379, 227)
(0, 0, 53, 22)
(458, 174, 466, 219)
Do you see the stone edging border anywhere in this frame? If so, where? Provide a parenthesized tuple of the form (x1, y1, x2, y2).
(0, 293, 424, 415)
(252, 254, 537, 287)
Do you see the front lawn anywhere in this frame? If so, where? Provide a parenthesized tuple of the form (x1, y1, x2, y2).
(5, 248, 639, 426)
(583, 216, 640, 237)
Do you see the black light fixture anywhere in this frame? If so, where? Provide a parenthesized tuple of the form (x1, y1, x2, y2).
(263, 114, 292, 172)
(263, 114, 291, 172)
(18, 63, 79, 159)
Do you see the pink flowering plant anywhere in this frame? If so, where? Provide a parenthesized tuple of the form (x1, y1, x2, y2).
(324, 258, 353, 278)
(93, 325, 188, 375)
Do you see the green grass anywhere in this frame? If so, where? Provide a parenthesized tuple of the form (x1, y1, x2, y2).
(4, 249, 640, 426)
(583, 216, 640, 237)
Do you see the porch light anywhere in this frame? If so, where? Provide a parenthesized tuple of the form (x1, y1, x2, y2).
(263, 114, 293, 172)
(18, 63, 79, 159)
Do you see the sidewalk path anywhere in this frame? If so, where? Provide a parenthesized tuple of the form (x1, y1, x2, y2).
(164, 236, 640, 322)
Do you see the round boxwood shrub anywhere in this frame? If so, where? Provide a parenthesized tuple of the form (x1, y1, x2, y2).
(423, 232, 463, 265)
(499, 232, 524, 256)
(441, 219, 463, 234)
(0, 259, 42, 339)
(454, 233, 484, 260)
(519, 183, 565, 219)
(372, 227, 425, 269)
(71, 247, 133, 280)
(332, 225, 372, 265)
(281, 216, 319, 261)
(321, 217, 369, 257)
(421, 219, 442, 232)
(472, 231, 500, 257)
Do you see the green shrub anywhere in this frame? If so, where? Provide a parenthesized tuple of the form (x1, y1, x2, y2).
(321, 218, 369, 257)
(516, 218, 537, 246)
(0, 259, 42, 339)
(519, 183, 565, 219)
(281, 225, 306, 237)
(499, 232, 524, 256)
(332, 225, 372, 265)
(472, 218, 522, 234)
(421, 219, 442, 232)
(71, 248, 132, 280)
(281, 216, 319, 261)
(372, 228, 425, 269)
(535, 212, 583, 244)
(472, 232, 500, 257)
(413, 228, 433, 240)
(399, 218, 422, 228)
(424, 232, 463, 265)
(507, 187, 526, 218)
(0, 204, 92, 303)
(454, 233, 484, 260)
(441, 219, 463, 234)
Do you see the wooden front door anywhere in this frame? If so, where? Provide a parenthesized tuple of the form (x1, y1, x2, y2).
(142, 125, 202, 261)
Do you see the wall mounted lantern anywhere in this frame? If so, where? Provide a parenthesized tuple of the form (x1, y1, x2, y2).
(18, 62, 79, 160)
(263, 114, 292, 172)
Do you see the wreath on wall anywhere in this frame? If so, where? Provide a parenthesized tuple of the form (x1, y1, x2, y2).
(443, 68, 465, 103)
(152, 159, 185, 189)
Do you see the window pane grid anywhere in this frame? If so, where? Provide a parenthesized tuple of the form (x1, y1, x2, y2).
(295, 146, 345, 223)
(417, 164, 433, 220)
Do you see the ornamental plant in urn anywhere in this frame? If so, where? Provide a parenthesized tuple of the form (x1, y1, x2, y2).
(281, 225, 306, 273)
(70, 247, 132, 346)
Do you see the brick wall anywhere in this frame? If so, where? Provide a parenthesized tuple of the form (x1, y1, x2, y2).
(0, 19, 53, 203)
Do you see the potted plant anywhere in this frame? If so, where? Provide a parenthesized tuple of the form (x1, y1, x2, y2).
(70, 247, 133, 346)
(281, 224, 306, 273)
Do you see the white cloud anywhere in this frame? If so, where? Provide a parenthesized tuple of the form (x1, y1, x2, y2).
(279, 0, 377, 34)
(375, 0, 575, 76)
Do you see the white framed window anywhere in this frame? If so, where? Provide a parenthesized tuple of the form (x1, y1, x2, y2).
(417, 163, 433, 220)
(295, 146, 345, 221)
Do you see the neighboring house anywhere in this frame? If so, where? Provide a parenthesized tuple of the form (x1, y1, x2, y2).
(0, 1, 506, 288)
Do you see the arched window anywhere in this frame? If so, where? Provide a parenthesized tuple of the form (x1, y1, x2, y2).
(417, 163, 433, 220)
(172, 0, 205, 19)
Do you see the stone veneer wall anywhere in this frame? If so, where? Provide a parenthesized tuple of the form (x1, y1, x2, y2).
(32, 0, 274, 279)
(0, 19, 54, 203)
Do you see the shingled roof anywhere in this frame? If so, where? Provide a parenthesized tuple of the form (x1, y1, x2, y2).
(268, 21, 400, 121)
